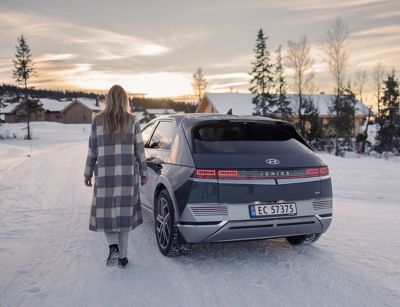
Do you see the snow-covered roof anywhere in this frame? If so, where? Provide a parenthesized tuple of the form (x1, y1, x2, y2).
(204, 93, 370, 116)
(74, 98, 104, 111)
(0, 97, 104, 114)
(39, 99, 73, 112)
(0, 102, 20, 114)
(145, 108, 176, 114)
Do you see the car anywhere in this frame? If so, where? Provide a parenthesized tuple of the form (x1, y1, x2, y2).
(139, 113, 333, 256)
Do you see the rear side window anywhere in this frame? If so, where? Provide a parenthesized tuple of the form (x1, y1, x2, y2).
(148, 121, 174, 150)
(192, 122, 311, 154)
(141, 121, 157, 144)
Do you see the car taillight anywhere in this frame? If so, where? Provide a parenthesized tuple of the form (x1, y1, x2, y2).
(306, 168, 319, 176)
(194, 167, 330, 179)
(194, 169, 217, 179)
(306, 167, 330, 177)
(218, 170, 238, 178)
(319, 167, 329, 176)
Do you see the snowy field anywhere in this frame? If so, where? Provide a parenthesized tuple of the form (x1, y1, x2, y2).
(0, 122, 399, 307)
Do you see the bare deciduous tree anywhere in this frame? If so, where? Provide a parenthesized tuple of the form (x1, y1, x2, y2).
(286, 35, 315, 135)
(371, 62, 385, 113)
(321, 18, 350, 156)
(321, 18, 350, 94)
(192, 67, 208, 104)
(354, 69, 368, 103)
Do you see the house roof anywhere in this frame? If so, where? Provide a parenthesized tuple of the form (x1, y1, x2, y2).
(74, 98, 104, 111)
(40, 99, 73, 112)
(203, 93, 371, 116)
(0, 102, 20, 114)
(0, 97, 104, 114)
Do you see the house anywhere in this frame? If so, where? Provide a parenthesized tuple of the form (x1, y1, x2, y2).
(196, 93, 371, 136)
(140, 108, 177, 123)
(0, 97, 104, 124)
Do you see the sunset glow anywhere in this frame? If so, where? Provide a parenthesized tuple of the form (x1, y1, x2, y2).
(0, 0, 399, 98)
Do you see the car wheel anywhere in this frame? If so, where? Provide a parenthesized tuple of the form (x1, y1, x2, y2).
(155, 189, 191, 257)
(285, 233, 321, 245)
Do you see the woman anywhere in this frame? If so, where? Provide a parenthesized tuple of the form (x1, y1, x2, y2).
(84, 85, 148, 268)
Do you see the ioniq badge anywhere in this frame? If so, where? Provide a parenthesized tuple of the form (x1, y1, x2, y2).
(266, 159, 280, 165)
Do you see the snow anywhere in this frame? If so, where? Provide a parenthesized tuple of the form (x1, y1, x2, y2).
(0, 122, 399, 306)
(205, 93, 371, 116)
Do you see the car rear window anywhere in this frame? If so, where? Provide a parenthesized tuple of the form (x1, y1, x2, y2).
(192, 122, 312, 154)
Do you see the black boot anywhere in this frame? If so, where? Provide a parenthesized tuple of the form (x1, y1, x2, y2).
(118, 257, 128, 268)
(106, 244, 119, 266)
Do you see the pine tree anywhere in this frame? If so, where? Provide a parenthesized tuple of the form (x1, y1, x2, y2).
(12, 35, 42, 140)
(273, 45, 292, 120)
(375, 70, 400, 154)
(249, 29, 275, 116)
(302, 97, 325, 150)
(327, 83, 356, 156)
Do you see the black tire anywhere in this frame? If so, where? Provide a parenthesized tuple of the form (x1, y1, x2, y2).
(154, 189, 191, 257)
(285, 233, 322, 245)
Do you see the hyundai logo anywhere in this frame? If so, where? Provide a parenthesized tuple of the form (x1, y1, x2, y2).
(266, 159, 280, 165)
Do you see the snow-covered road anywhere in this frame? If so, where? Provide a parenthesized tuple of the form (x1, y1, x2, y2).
(0, 123, 399, 307)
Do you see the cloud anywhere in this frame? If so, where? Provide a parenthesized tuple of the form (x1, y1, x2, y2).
(36, 53, 78, 62)
(352, 24, 400, 37)
(283, 0, 388, 11)
(0, 10, 170, 61)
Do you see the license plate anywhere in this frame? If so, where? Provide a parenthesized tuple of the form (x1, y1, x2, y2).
(249, 203, 297, 218)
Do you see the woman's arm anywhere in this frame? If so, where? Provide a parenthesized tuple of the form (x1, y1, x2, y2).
(133, 116, 148, 182)
(84, 117, 98, 185)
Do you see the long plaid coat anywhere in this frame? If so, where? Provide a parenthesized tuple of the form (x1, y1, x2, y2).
(84, 113, 148, 232)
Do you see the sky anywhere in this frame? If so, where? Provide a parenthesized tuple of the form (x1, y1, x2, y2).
(0, 0, 399, 99)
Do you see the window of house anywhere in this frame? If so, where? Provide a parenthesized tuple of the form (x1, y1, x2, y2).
(148, 121, 174, 150)
(83, 112, 87, 121)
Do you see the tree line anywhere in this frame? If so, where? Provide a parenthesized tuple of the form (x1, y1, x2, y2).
(248, 18, 400, 156)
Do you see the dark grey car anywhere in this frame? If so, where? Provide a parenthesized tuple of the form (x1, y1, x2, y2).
(139, 114, 333, 256)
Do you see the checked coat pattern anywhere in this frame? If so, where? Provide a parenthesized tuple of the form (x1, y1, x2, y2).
(84, 113, 148, 232)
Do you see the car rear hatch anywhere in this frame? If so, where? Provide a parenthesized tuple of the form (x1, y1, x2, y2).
(188, 119, 327, 204)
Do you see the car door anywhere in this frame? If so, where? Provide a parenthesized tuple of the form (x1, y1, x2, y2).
(143, 120, 175, 211)
(139, 120, 158, 208)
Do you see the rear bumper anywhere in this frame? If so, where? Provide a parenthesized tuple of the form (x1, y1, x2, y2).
(177, 199, 332, 243)
(177, 215, 331, 243)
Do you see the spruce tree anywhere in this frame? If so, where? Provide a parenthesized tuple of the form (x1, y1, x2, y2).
(12, 35, 42, 139)
(273, 45, 292, 120)
(327, 83, 356, 156)
(249, 29, 275, 116)
(375, 70, 400, 154)
(302, 97, 325, 150)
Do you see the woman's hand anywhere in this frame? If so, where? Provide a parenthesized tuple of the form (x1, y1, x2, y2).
(84, 177, 92, 187)
(141, 176, 148, 185)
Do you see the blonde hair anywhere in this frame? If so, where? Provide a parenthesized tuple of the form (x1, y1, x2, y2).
(100, 85, 132, 137)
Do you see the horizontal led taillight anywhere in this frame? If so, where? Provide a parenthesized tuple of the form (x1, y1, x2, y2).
(194, 167, 329, 179)
(195, 169, 217, 178)
(306, 167, 329, 177)
(194, 169, 239, 179)
(319, 167, 329, 176)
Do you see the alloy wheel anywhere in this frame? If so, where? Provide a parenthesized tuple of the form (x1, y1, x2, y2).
(156, 197, 171, 249)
